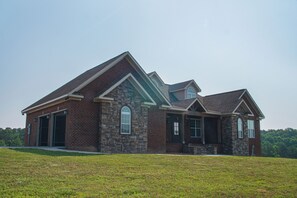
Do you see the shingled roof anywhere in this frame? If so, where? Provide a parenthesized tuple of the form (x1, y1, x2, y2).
(203, 89, 246, 113)
(171, 98, 197, 109)
(171, 98, 207, 112)
(22, 52, 127, 113)
(168, 80, 201, 93)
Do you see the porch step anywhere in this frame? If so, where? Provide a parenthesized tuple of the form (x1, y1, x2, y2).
(187, 144, 219, 155)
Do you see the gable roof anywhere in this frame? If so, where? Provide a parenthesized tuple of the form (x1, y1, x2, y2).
(239, 89, 265, 118)
(203, 89, 246, 114)
(233, 100, 254, 116)
(148, 71, 170, 100)
(94, 73, 156, 106)
(171, 98, 207, 112)
(148, 71, 165, 86)
(23, 52, 126, 113)
(169, 80, 201, 93)
(203, 89, 264, 118)
(22, 52, 171, 114)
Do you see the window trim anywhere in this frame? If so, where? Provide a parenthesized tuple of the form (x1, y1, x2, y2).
(186, 86, 196, 99)
(247, 119, 255, 138)
(120, 106, 131, 134)
(237, 118, 243, 139)
(173, 122, 179, 135)
(190, 118, 201, 138)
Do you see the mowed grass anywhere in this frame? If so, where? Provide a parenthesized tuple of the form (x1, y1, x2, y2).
(0, 149, 297, 197)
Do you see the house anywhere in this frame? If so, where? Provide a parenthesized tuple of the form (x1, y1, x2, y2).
(22, 52, 265, 155)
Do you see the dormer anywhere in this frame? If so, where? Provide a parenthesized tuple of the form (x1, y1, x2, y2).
(148, 71, 170, 100)
(148, 71, 165, 88)
(169, 80, 201, 101)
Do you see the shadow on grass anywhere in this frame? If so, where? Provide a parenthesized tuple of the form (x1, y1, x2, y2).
(10, 148, 95, 157)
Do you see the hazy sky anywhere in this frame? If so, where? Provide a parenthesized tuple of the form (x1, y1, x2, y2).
(0, 0, 296, 129)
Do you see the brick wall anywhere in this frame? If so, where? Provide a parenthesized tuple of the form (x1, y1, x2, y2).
(66, 100, 99, 152)
(147, 107, 166, 153)
(249, 118, 261, 156)
(24, 100, 99, 151)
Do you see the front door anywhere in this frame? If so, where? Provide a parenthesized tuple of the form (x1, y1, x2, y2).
(166, 114, 182, 143)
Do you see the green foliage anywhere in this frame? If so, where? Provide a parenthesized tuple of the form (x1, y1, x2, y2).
(0, 148, 296, 197)
(0, 128, 25, 146)
(261, 128, 297, 158)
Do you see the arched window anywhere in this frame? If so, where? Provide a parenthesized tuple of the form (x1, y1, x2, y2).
(237, 118, 243, 138)
(186, 86, 196, 99)
(120, 106, 131, 134)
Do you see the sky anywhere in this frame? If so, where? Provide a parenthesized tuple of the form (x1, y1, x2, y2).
(0, 0, 296, 130)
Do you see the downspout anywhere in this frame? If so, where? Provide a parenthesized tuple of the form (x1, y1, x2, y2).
(27, 124, 31, 145)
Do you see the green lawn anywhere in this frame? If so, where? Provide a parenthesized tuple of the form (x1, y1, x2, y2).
(0, 148, 296, 197)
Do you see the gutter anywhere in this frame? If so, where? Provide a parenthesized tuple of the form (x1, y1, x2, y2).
(21, 94, 84, 115)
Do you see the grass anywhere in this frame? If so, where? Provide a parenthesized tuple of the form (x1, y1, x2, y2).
(0, 148, 297, 197)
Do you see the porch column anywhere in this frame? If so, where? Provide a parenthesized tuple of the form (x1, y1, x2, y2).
(202, 116, 205, 144)
(181, 114, 185, 144)
(36, 118, 40, 146)
(217, 117, 222, 144)
(49, 114, 54, 147)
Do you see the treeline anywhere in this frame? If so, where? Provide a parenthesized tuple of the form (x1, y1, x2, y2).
(261, 128, 297, 158)
(1, 127, 297, 158)
(0, 128, 25, 146)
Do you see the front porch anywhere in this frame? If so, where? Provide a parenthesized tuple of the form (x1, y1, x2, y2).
(166, 113, 222, 155)
(166, 143, 222, 155)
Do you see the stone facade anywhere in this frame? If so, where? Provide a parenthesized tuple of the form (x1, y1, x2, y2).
(232, 116, 249, 156)
(221, 116, 233, 155)
(222, 115, 249, 156)
(99, 80, 149, 153)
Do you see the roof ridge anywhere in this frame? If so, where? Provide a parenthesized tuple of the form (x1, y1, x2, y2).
(169, 79, 193, 86)
(204, 89, 246, 98)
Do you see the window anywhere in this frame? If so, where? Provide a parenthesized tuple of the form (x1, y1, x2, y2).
(190, 119, 201, 138)
(173, 122, 179, 135)
(237, 118, 243, 138)
(248, 120, 255, 138)
(186, 86, 196, 99)
(120, 106, 131, 134)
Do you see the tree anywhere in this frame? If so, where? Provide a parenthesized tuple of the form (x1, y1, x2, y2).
(261, 128, 297, 158)
(0, 128, 25, 146)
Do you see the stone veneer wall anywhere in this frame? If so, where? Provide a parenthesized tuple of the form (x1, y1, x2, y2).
(222, 116, 249, 156)
(232, 116, 249, 156)
(99, 80, 149, 153)
(221, 116, 233, 155)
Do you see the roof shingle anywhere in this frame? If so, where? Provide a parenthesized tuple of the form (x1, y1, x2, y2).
(168, 80, 193, 92)
(23, 52, 126, 111)
(203, 89, 246, 113)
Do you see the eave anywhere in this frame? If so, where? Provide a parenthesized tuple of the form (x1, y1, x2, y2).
(21, 94, 84, 115)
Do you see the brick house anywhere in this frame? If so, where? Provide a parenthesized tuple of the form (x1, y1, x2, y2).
(22, 52, 264, 155)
